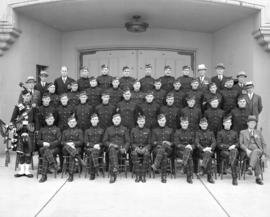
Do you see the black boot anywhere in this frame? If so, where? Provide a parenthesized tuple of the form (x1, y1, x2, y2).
(161, 175, 167, 183)
(90, 173, 95, 180)
(109, 173, 116, 184)
(68, 174, 74, 182)
(135, 175, 140, 183)
(39, 175, 47, 183)
(232, 178, 238, 186)
(187, 176, 193, 184)
(256, 178, 263, 185)
(207, 174, 215, 184)
(141, 176, 146, 183)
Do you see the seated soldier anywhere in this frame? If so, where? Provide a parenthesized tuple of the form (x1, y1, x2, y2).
(130, 115, 151, 183)
(174, 116, 195, 184)
(217, 116, 239, 185)
(195, 117, 216, 184)
(151, 114, 174, 183)
(103, 113, 130, 183)
(240, 115, 266, 185)
(37, 113, 61, 183)
(61, 115, 85, 182)
(84, 113, 104, 180)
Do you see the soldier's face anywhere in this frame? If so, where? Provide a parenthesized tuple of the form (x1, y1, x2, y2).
(191, 82, 199, 89)
(225, 80, 234, 88)
(223, 121, 232, 130)
(137, 118, 145, 128)
(187, 99, 195, 107)
(61, 66, 68, 77)
(48, 86, 55, 93)
(112, 80, 119, 88)
(210, 100, 219, 108)
(200, 122, 208, 130)
(183, 69, 190, 76)
(209, 85, 217, 93)
(238, 99, 246, 108)
(123, 92, 131, 100)
(60, 96, 68, 105)
(180, 121, 189, 129)
(199, 70, 206, 77)
(42, 97, 51, 106)
(166, 97, 174, 106)
(145, 68, 152, 75)
(91, 117, 99, 126)
(79, 95, 87, 104)
(112, 116, 121, 126)
(247, 121, 256, 129)
(23, 93, 32, 103)
(80, 69, 89, 78)
(145, 95, 154, 103)
(71, 84, 78, 92)
(216, 68, 224, 75)
(90, 80, 97, 87)
(158, 117, 166, 127)
(133, 82, 141, 91)
(164, 68, 171, 76)
(68, 119, 77, 128)
(102, 95, 110, 104)
(154, 82, 161, 90)
(173, 82, 181, 90)
(45, 116, 55, 126)
(102, 67, 109, 75)
(123, 69, 130, 77)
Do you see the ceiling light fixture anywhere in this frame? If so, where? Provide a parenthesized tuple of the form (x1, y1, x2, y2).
(125, 15, 149, 33)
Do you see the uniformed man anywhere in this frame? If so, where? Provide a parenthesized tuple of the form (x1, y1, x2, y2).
(202, 82, 222, 111)
(233, 71, 247, 96)
(119, 66, 136, 90)
(35, 70, 49, 99)
(130, 115, 151, 182)
(231, 96, 249, 134)
(159, 65, 175, 93)
(217, 115, 239, 185)
(47, 83, 60, 108)
(77, 66, 90, 92)
(153, 78, 166, 106)
(197, 64, 210, 92)
(195, 117, 216, 183)
(171, 79, 186, 110)
(160, 92, 181, 130)
(240, 115, 266, 185)
(180, 95, 202, 132)
(108, 77, 123, 106)
(139, 91, 160, 129)
(220, 77, 239, 115)
(95, 91, 116, 130)
(131, 80, 145, 105)
(139, 64, 155, 92)
(75, 91, 94, 131)
(97, 64, 113, 92)
(37, 113, 61, 183)
(174, 116, 195, 183)
(211, 63, 228, 91)
(117, 88, 139, 130)
(178, 65, 193, 93)
(61, 115, 85, 182)
(103, 113, 130, 183)
(67, 81, 80, 107)
(151, 114, 174, 183)
(186, 78, 203, 110)
(84, 113, 105, 180)
(86, 77, 102, 108)
(11, 89, 38, 178)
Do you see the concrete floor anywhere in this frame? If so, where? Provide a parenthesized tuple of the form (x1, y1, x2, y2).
(0, 153, 269, 217)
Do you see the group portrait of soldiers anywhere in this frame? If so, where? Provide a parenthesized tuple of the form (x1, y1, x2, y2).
(8, 62, 267, 186)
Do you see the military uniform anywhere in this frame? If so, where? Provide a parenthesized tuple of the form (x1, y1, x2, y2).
(231, 107, 249, 134)
(140, 76, 155, 92)
(130, 126, 151, 180)
(204, 107, 224, 136)
(56, 104, 74, 131)
(153, 88, 166, 106)
(139, 101, 160, 129)
(178, 75, 193, 93)
(75, 103, 94, 131)
(160, 105, 180, 129)
(117, 100, 139, 130)
(37, 104, 57, 130)
(119, 76, 136, 90)
(186, 89, 204, 109)
(170, 89, 186, 110)
(97, 74, 113, 92)
(131, 90, 145, 105)
(86, 86, 102, 108)
(67, 91, 80, 107)
(77, 77, 90, 92)
(160, 75, 175, 93)
(95, 103, 116, 129)
(220, 87, 239, 114)
(108, 87, 123, 106)
(202, 91, 222, 110)
(174, 128, 195, 181)
(49, 93, 60, 108)
(180, 107, 202, 131)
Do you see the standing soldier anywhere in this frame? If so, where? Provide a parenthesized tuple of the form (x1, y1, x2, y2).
(180, 95, 202, 132)
(217, 116, 239, 185)
(139, 91, 160, 129)
(47, 83, 59, 108)
(37, 113, 61, 183)
(117, 88, 139, 130)
(178, 65, 193, 93)
(131, 80, 145, 105)
(95, 91, 116, 130)
(54, 66, 75, 95)
(84, 113, 105, 180)
(231, 96, 249, 134)
(174, 116, 195, 184)
(77, 66, 90, 92)
(160, 93, 181, 130)
(220, 77, 239, 115)
(35, 70, 49, 99)
(130, 115, 151, 183)
(160, 65, 175, 93)
(140, 64, 155, 92)
(197, 64, 210, 92)
(61, 115, 85, 182)
(233, 71, 247, 96)
(171, 79, 186, 110)
(86, 77, 102, 108)
(119, 66, 136, 90)
(67, 81, 80, 108)
(75, 91, 94, 131)
(97, 64, 113, 93)
(103, 113, 130, 183)
(195, 117, 216, 184)
(108, 77, 122, 107)
(211, 63, 228, 91)
(153, 79, 166, 106)
(187, 78, 203, 110)
(202, 82, 222, 111)
(151, 114, 174, 183)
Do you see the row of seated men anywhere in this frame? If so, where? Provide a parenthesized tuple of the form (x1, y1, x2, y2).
(10, 89, 266, 185)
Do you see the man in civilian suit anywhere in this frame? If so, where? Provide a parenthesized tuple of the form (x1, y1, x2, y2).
(35, 70, 49, 98)
(211, 63, 228, 91)
(243, 81, 263, 120)
(197, 64, 211, 92)
(54, 66, 75, 95)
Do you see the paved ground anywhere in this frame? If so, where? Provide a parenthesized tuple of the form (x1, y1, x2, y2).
(0, 153, 269, 217)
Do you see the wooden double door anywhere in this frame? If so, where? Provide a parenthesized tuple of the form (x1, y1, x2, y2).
(80, 49, 195, 79)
